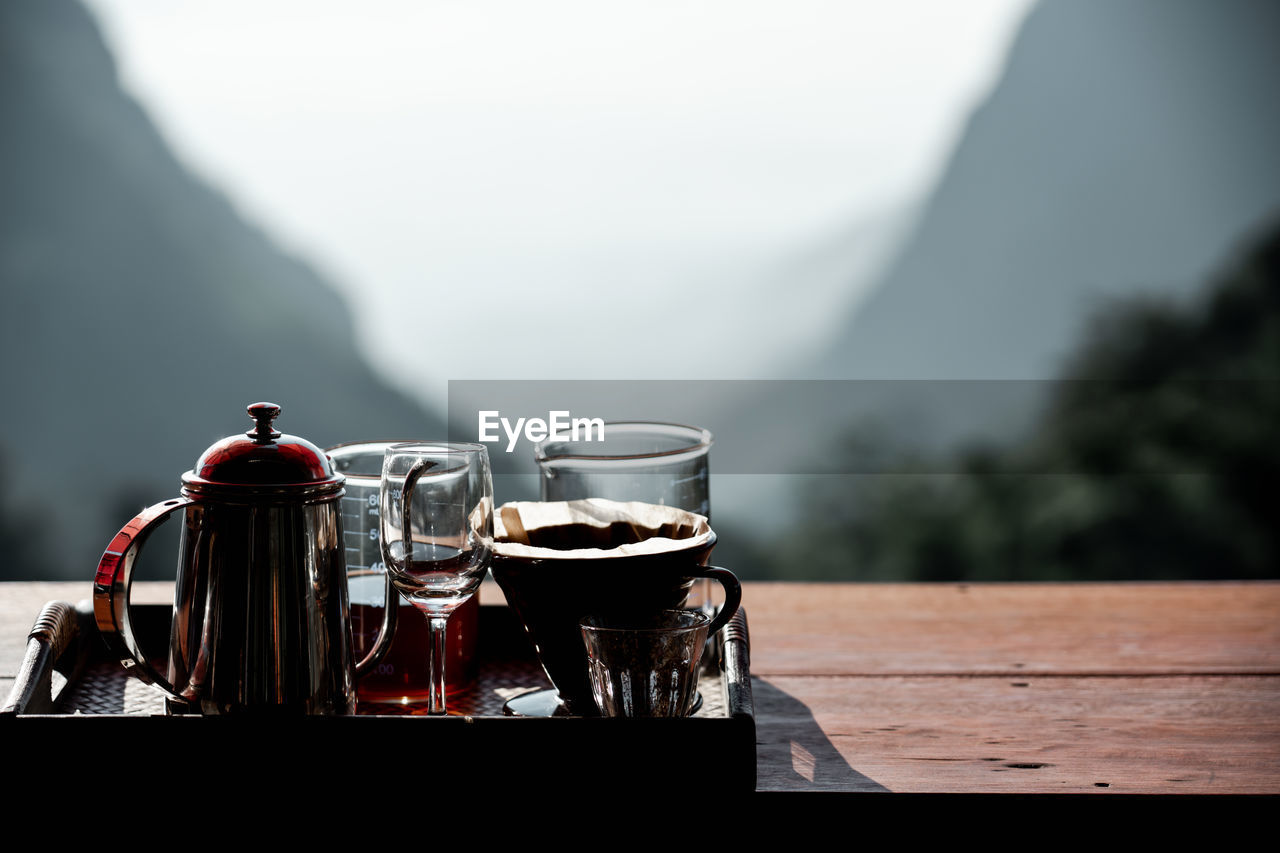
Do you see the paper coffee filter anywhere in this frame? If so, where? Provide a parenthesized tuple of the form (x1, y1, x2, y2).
(494, 499, 713, 559)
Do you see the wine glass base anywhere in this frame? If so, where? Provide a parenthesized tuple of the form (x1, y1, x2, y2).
(501, 688, 576, 717)
(500, 687, 703, 717)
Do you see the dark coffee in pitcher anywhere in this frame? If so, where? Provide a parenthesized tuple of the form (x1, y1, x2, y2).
(349, 575, 479, 702)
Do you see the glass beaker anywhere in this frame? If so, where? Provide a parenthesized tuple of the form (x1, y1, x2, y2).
(534, 421, 714, 609)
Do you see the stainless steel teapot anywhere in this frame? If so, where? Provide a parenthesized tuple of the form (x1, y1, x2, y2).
(93, 402, 396, 714)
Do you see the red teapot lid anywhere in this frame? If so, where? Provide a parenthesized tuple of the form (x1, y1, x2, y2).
(185, 403, 341, 489)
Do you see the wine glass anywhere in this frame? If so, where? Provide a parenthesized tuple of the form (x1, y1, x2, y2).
(380, 442, 493, 715)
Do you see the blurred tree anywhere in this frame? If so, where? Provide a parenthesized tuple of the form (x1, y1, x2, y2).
(775, 219, 1279, 581)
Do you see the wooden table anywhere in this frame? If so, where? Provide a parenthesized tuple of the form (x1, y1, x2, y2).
(3, 580, 1278, 794)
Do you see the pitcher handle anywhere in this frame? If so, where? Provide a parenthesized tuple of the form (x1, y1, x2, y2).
(353, 456, 435, 680)
(356, 456, 436, 680)
(93, 497, 193, 700)
(353, 568, 398, 679)
(689, 565, 742, 638)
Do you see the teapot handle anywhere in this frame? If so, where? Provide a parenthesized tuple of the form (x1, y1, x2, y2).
(93, 497, 193, 700)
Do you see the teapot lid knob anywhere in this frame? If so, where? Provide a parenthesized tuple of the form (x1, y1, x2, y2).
(247, 402, 283, 442)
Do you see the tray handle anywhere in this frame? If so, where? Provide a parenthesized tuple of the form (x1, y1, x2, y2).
(719, 605, 753, 722)
(1, 599, 92, 715)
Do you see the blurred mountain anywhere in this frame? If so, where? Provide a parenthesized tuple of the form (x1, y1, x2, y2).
(823, 0, 1280, 384)
(0, 0, 444, 580)
(708, 0, 1280, 554)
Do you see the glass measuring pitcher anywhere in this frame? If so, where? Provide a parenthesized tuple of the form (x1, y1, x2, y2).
(327, 441, 479, 703)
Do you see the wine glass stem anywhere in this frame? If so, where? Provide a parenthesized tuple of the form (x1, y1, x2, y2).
(427, 614, 449, 715)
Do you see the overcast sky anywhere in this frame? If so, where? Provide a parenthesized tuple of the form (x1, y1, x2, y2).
(84, 0, 1034, 409)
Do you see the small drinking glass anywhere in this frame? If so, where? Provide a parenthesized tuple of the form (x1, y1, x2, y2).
(580, 610, 711, 718)
(380, 442, 493, 715)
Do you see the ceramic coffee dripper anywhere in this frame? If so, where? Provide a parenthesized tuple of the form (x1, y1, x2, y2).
(489, 499, 740, 716)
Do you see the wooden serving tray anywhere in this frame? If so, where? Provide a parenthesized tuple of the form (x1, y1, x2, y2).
(1, 598, 756, 794)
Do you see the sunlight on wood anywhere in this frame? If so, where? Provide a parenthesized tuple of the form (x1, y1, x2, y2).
(791, 740, 817, 783)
